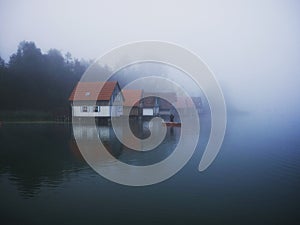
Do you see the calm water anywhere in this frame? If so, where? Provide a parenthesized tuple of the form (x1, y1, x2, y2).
(0, 114, 299, 225)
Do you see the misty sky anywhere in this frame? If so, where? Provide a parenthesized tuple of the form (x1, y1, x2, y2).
(1, 0, 300, 117)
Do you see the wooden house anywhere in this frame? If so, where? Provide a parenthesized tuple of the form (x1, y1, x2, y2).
(122, 89, 143, 116)
(142, 92, 177, 116)
(69, 81, 123, 117)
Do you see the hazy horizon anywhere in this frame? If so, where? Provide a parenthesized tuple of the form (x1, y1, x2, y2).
(1, 0, 300, 118)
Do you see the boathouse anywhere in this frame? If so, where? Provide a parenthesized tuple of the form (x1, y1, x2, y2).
(122, 89, 143, 116)
(69, 81, 124, 117)
(141, 92, 177, 116)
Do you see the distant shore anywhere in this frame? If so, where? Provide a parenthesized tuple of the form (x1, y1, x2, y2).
(1, 121, 71, 124)
(0, 110, 70, 124)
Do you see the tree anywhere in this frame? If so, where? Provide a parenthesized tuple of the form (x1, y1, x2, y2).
(0, 56, 5, 68)
(0, 41, 92, 119)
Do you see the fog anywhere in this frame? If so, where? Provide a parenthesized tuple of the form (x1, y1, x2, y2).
(1, 0, 299, 119)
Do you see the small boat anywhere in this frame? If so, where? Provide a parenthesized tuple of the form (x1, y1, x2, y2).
(162, 122, 181, 127)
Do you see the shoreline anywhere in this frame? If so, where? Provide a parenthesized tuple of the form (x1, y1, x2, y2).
(0, 121, 71, 125)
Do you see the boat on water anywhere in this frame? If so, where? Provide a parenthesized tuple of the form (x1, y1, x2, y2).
(162, 122, 181, 127)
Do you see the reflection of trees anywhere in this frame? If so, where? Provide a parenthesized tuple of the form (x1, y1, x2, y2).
(0, 122, 181, 197)
(0, 124, 87, 197)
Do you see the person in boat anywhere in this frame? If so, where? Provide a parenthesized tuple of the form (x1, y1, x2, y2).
(170, 113, 174, 122)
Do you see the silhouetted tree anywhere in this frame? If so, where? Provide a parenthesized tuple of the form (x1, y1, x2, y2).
(0, 56, 5, 68)
(0, 41, 93, 119)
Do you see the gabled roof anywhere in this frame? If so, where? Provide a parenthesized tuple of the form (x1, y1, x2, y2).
(142, 92, 177, 108)
(159, 99, 173, 110)
(142, 96, 156, 108)
(69, 81, 118, 101)
(122, 89, 143, 107)
(175, 96, 194, 108)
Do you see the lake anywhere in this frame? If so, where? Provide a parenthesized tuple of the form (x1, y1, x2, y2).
(0, 113, 299, 225)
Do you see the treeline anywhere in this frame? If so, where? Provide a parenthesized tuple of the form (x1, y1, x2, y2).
(0, 41, 89, 120)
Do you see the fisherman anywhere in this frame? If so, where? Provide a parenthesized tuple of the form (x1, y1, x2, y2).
(170, 113, 174, 122)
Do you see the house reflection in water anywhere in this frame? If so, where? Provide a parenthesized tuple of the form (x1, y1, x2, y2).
(71, 119, 181, 167)
(72, 124, 111, 141)
(72, 124, 123, 163)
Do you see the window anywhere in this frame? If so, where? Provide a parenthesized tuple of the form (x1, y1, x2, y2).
(82, 106, 88, 112)
(93, 106, 100, 112)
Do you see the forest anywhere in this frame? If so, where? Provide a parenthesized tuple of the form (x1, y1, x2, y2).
(0, 41, 89, 121)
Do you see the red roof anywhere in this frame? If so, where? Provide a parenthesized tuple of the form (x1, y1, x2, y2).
(122, 89, 143, 107)
(69, 81, 118, 101)
(175, 96, 194, 108)
(142, 96, 156, 108)
(142, 92, 177, 108)
(159, 99, 173, 110)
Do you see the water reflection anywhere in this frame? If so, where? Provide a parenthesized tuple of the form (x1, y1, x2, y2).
(0, 113, 299, 225)
(0, 124, 87, 197)
(72, 118, 181, 166)
(0, 120, 181, 197)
